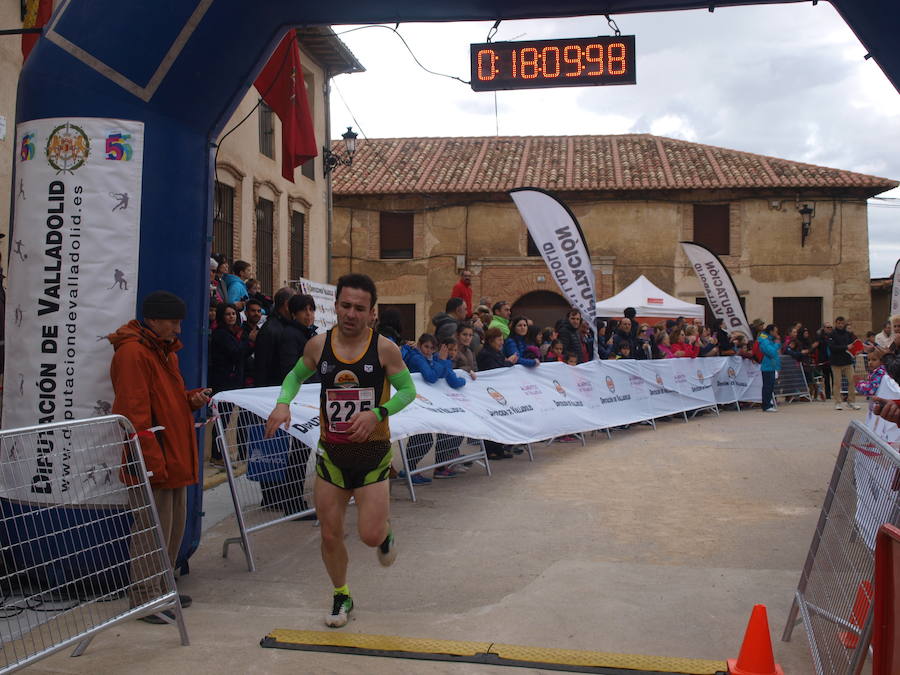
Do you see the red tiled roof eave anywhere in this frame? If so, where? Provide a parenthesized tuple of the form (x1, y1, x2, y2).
(331, 134, 898, 197)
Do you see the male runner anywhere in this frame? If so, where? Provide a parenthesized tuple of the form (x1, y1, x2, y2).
(264, 274, 415, 628)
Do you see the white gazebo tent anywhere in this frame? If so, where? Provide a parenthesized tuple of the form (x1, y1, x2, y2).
(595, 275, 705, 320)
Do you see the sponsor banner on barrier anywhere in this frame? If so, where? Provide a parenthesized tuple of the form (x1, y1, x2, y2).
(215, 357, 762, 448)
(1, 118, 143, 504)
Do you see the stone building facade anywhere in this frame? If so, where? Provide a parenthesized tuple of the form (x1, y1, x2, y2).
(332, 135, 896, 338)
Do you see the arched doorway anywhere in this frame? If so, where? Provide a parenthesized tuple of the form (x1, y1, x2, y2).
(511, 290, 571, 330)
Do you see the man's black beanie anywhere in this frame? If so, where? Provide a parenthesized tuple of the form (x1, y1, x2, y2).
(142, 291, 187, 320)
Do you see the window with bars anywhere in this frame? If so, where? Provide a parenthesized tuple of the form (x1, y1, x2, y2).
(379, 212, 414, 259)
(212, 182, 234, 263)
(692, 204, 730, 255)
(256, 198, 274, 294)
(258, 102, 275, 159)
(290, 211, 305, 281)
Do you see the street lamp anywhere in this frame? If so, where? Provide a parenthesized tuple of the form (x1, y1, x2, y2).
(798, 203, 815, 247)
(323, 126, 358, 176)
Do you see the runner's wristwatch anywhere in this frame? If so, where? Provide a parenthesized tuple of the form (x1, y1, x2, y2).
(377, 406, 389, 420)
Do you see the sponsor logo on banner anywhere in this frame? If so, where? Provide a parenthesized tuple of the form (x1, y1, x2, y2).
(104, 133, 133, 161)
(727, 367, 736, 379)
(415, 394, 432, 405)
(46, 122, 90, 173)
(446, 392, 470, 403)
(647, 297, 663, 305)
(606, 376, 616, 394)
(649, 373, 676, 396)
(20, 133, 35, 160)
(487, 387, 507, 406)
(576, 378, 593, 394)
(520, 384, 541, 397)
(2, 117, 144, 505)
(692, 370, 712, 392)
(629, 375, 643, 388)
(554, 380, 566, 396)
(292, 415, 321, 435)
(675, 373, 687, 384)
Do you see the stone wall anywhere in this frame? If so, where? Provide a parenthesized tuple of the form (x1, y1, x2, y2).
(335, 189, 873, 335)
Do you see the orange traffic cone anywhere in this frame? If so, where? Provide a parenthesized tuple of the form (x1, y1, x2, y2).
(838, 580, 872, 649)
(727, 604, 784, 675)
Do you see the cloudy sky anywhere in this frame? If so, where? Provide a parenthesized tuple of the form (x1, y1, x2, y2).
(328, 2, 900, 276)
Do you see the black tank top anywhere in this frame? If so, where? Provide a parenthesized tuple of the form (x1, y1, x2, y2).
(318, 329, 390, 446)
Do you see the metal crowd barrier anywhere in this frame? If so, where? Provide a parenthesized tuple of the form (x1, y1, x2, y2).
(214, 403, 316, 572)
(0, 415, 188, 672)
(396, 435, 490, 503)
(783, 420, 900, 674)
(774, 354, 813, 403)
(214, 401, 492, 564)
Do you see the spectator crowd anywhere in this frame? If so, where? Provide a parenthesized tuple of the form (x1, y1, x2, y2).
(205, 263, 899, 478)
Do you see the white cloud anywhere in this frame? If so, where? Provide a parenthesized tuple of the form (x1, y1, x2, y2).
(331, 2, 900, 275)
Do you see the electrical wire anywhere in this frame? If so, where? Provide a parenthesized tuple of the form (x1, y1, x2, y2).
(332, 24, 469, 86)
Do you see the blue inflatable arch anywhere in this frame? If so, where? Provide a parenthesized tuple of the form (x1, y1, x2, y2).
(14, 0, 900, 387)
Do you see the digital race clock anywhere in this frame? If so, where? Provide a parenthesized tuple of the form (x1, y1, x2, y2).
(469, 36, 636, 92)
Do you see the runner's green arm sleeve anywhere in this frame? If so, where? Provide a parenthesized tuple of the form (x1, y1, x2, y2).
(375, 368, 416, 421)
(275, 359, 316, 405)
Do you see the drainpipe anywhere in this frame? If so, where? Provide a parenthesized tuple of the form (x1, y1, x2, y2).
(324, 71, 333, 283)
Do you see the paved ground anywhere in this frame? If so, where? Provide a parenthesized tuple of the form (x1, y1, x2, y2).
(33, 401, 865, 674)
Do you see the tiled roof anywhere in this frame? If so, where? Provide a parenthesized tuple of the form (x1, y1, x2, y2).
(331, 134, 898, 196)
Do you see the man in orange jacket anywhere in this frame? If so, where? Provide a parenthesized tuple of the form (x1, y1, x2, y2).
(108, 291, 210, 623)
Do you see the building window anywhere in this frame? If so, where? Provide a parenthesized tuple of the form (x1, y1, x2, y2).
(290, 210, 305, 281)
(259, 102, 275, 159)
(380, 212, 414, 259)
(772, 297, 823, 334)
(526, 232, 541, 257)
(692, 204, 730, 255)
(212, 181, 234, 263)
(379, 303, 416, 342)
(256, 197, 274, 293)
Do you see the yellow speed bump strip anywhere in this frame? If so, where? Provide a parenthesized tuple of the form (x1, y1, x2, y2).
(260, 629, 727, 674)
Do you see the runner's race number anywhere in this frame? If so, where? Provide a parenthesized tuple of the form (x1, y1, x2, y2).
(326, 388, 375, 432)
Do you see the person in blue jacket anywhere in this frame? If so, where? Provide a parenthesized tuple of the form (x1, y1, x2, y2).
(503, 316, 540, 368)
(401, 333, 467, 482)
(758, 324, 782, 412)
(222, 260, 252, 311)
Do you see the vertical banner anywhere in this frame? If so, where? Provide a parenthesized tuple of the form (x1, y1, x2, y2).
(509, 188, 597, 330)
(680, 241, 752, 340)
(295, 277, 337, 332)
(1, 118, 143, 502)
(891, 259, 900, 316)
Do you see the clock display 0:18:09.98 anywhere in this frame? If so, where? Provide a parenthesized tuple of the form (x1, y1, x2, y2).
(469, 36, 636, 91)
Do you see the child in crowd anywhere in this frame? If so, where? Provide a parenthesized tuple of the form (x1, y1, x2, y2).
(543, 340, 565, 363)
(401, 334, 467, 482)
(856, 348, 892, 398)
(615, 342, 631, 359)
(565, 353, 579, 366)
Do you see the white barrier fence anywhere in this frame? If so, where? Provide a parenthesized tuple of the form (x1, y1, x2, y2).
(0, 415, 187, 672)
(214, 357, 763, 449)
